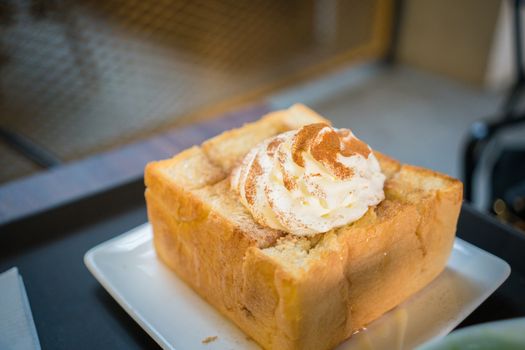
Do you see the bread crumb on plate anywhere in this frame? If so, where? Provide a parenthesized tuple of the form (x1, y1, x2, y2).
(202, 336, 218, 344)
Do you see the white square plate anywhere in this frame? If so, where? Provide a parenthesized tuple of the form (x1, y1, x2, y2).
(84, 223, 510, 350)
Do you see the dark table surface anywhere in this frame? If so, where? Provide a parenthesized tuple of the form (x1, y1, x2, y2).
(1, 179, 525, 349)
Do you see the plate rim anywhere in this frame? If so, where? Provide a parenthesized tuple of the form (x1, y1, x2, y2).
(84, 223, 172, 350)
(412, 238, 511, 344)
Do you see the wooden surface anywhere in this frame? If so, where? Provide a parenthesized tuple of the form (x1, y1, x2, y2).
(0, 104, 270, 226)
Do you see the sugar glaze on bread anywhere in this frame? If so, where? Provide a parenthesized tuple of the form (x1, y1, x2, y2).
(145, 104, 463, 350)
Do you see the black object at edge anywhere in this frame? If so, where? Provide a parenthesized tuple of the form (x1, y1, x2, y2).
(463, 0, 525, 204)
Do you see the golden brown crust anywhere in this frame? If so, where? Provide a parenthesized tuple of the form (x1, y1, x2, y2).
(144, 105, 463, 350)
(202, 104, 329, 173)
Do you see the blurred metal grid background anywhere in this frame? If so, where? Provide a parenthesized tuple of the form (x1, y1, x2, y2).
(0, 0, 385, 183)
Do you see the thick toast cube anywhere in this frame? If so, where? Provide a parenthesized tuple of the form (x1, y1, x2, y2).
(145, 104, 462, 350)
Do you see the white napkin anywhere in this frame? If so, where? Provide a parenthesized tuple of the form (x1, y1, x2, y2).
(0, 267, 41, 350)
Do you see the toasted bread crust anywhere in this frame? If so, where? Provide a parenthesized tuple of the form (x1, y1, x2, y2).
(145, 105, 463, 350)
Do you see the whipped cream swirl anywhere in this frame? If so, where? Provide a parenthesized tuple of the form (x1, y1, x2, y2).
(231, 123, 385, 236)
